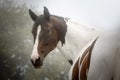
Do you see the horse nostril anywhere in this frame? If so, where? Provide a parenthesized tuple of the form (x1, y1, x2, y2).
(31, 59, 35, 66)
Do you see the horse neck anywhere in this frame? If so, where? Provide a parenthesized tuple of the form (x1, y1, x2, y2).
(57, 20, 99, 62)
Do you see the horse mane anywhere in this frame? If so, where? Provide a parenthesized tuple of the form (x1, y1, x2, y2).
(51, 15, 68, 46)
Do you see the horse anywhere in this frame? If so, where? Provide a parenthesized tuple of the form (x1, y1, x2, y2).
(29, 6, 99, 68)
(29, 7, 120, 80)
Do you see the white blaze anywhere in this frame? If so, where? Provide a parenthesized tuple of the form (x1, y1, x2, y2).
(31, 26, 41, 63)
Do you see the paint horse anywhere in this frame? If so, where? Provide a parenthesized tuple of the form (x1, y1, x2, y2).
(29, 6, 98, 67)
(29, 7, 120, 80)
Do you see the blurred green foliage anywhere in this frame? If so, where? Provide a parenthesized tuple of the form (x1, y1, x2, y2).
(0, 0, 70, 80)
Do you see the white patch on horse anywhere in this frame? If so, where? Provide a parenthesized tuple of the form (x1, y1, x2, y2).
(57, 19, 100, 63)
(31, 26, 41, 63)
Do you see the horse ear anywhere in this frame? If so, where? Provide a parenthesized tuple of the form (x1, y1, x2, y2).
(44, 6, 50, 21)
(29, 9, 38, 21)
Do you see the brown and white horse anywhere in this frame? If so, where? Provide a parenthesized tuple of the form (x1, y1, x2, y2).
(29, 6, 98, 67)
(29, 7, 120, 80)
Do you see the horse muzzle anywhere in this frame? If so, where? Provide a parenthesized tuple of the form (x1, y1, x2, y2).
(31, 57, 43, 69)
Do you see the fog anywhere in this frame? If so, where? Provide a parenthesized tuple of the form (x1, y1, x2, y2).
(0, 0, 120, 80)
(0, 0, 70, 80)
(16, 0, 120, 32)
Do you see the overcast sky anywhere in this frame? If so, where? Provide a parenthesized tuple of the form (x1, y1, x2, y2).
(16, 0, 120, 32)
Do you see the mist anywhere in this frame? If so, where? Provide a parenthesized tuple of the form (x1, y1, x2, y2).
(0, 0, 70, 80)
(0, 0, 120, 80)
(16, 0, 120, 32)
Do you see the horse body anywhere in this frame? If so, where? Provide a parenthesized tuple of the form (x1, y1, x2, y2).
(29, 7, 120, 80)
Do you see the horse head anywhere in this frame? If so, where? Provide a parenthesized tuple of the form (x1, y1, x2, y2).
(29, 7, 69, 68)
